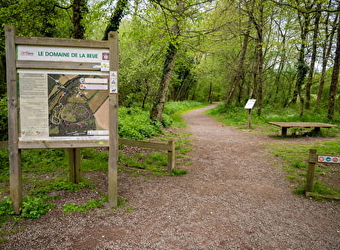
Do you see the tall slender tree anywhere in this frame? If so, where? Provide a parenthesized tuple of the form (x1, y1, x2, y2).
(327, 3, 340, 120)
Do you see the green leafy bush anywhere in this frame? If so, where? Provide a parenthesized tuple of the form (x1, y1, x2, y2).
(0, 197, 15, 216)
(119, 107, 163, 139)
(21, 196, 55, 220)
(21, 149, 66, 173)
(62, 196, 108, 214)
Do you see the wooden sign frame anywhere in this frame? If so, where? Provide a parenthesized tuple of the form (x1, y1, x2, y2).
(5, 25, 119, 213)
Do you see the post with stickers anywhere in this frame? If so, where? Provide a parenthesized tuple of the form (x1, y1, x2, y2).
(306, 149, 340, 195)
(108, 32, 119, 207)
(244, 99, 256, 129)
(306, 149, 318, 193)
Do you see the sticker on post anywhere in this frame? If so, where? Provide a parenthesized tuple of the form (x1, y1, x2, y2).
(101, 62, 109, 71)
(110, 71, 118, 93)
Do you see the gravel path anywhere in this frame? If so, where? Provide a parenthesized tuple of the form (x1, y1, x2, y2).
(2, 104, 340, 249)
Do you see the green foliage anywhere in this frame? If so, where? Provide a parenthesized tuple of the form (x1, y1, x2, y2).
(206, 105, 258, 129)
(171, 168, 187, 176)
(82, 148, 109, 172)
(50, 178, 94, 192)
(31, 178, 94, 197)
(0, 197, 14, 216)
(164, 101, 204, 115)
(62, 196, 108, 215)
(164, 101, 204, 127)
(21, 196, 55, 220)
(0, 0, 72, 38)
(62, 203, 87, 214)
(0, 148, 9, 182)
(119, 107, 164, 140)
(21, 149, 67, 173)
(0, 95, 7, 141)
(119, 152, 168, 175)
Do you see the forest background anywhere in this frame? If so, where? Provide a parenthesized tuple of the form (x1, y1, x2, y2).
(1, 0, 340, 141)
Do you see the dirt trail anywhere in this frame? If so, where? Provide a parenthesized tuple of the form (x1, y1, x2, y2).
(2, 104, 340, 249)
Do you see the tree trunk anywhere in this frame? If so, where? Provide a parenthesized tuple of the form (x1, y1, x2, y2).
(150, 42, 178, 122)
(316, 11, 338, 109)
(72, 0, 87, 39)
(291, 11, 310, 117)
(249, 0, 264, 116)
(225, 18, 251, 106)
(305, 3, 321, 110)
(103, 0, 128, 39)
(208, 82, 213, 104)
(327, 6, 340, 120)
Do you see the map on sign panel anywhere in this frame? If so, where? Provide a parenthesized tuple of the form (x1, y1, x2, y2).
(48, 74, 109, 137)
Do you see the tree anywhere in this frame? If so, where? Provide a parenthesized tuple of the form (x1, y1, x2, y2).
(72, 0, 88, 39)
(149, 0, 208, 122)
(103, 0, 129, 39)
(304, 3, 321, 110)
(316, 3, 338, 109)
(327, 3, 340, 120)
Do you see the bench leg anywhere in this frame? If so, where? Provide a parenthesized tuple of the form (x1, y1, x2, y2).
(313, 127, 321, 136)
(282, 127, 287, 137)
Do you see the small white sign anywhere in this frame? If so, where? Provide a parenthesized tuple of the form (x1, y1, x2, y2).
(244, 99, 256, 109)
(101, 62, 109, 71)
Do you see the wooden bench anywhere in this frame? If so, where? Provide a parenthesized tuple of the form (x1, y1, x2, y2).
(268, 122, 337, 137)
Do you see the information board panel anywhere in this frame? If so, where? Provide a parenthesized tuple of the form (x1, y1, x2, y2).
(18, 70, 109, 141)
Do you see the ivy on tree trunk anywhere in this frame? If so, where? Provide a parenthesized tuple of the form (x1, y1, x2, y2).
(103, 0, 128, 39)
(150, 42, 178, 123)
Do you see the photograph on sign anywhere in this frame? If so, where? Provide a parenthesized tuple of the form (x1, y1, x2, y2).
(19, 70, 109, 140)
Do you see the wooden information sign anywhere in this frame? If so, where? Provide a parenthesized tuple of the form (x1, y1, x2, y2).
(5, 25, 119, 213)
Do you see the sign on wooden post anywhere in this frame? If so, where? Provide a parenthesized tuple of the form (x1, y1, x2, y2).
(5, 25, 22, 214)
(5, 25, 119, 213)
(306, 149, 340, 195)
(244, 99, 256, 129)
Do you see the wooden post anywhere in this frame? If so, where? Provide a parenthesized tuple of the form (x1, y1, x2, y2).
(108, 31, 118, 207)
(306, 148, 317, 193)
(167, 140, 175, 173)
(247, 109, 252, 129)
(6, 25, 22, 214)
(68, 148, 82, 183)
